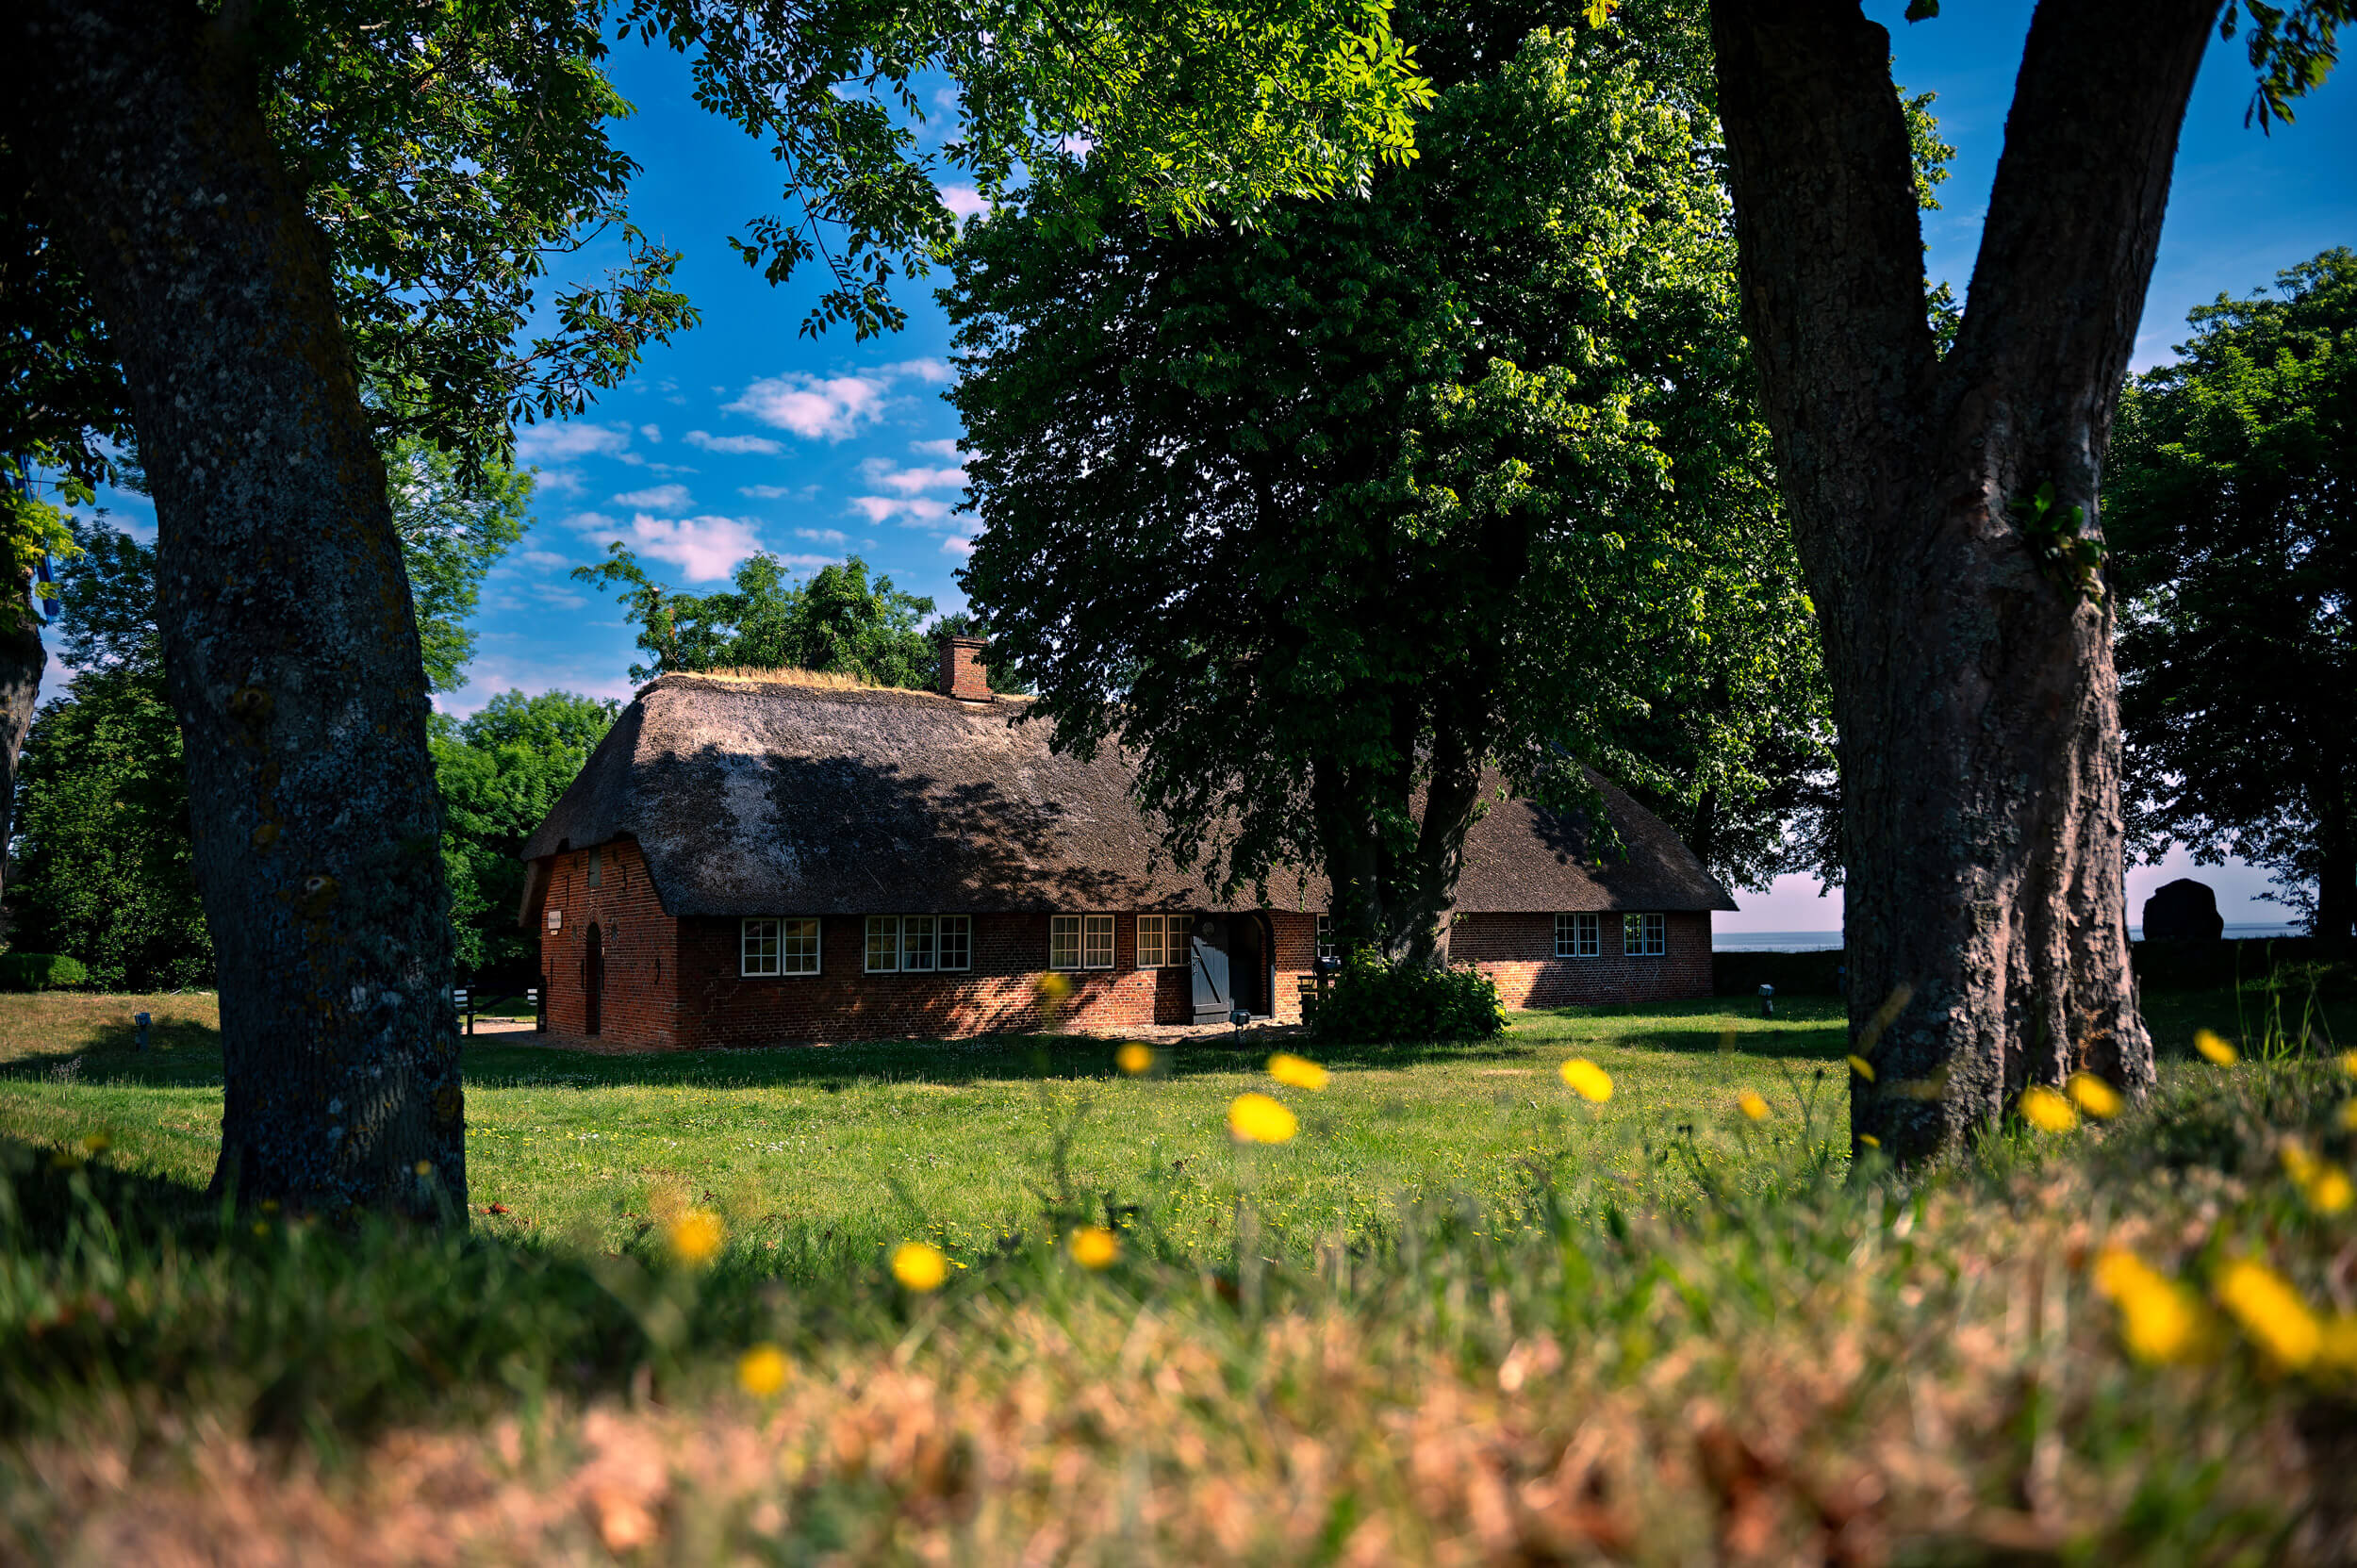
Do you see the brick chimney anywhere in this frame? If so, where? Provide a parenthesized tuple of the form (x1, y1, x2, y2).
(939, 635, 992, 701)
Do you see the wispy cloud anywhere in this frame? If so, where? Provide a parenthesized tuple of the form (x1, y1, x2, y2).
(515, 421, 635, 464)
(795, 527, 848, 547)
(519, 549, 573, 569)
(883, 358, 953, 385)
(849, 495, 956, 527)
(686, 429, 784, 455)
(726, 373, 891, 441)
(613, 484, 694, 511)
(639, 424, 662, 442)
(563, 507, 766, 582)
(910, 437, 964, 460)
(858, 457, 967, 496)
(937, 186, 989, 220)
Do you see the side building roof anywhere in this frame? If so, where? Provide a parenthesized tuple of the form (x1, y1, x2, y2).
(518, 674, 1738, 920)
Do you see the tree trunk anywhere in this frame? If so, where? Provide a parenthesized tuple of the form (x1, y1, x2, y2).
(1709, 0, 2211, 1158)
(2315, 831, 2355, 946)
(5, 0, 465, 1214)
(0, 577, 44, 914)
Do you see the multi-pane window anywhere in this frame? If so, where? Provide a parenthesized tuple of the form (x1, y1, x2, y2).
(1623, 912, 1666, 957)
(1137, 915, 1172, 968)
(742, 916, 821, 977)
(1050, 915, 1115, 970)
(862, 915, 972, 972)
(1315, 915, 1336, 962)
(1556, 912, 1600, 958)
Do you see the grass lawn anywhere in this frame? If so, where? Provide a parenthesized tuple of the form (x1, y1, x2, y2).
(0, 985, 2326, 1268)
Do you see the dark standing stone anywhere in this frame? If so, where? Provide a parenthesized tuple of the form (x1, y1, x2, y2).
(2142, 878, 2224, 942)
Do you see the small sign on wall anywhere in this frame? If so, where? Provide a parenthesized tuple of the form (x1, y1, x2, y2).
(546, 908, 563, 932)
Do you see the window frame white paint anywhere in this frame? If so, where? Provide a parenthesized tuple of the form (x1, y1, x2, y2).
(1555, 912, 1600, 958)
(1622, 911, 1667, 957)
(1082, 914, 1115, 970)
(743, 916, 821, 977)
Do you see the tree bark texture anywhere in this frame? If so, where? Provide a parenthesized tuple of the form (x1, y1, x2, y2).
(0, 580, 44, 910)
(5, 0, 465, 1213)
(1710, 0, 2213, 1157)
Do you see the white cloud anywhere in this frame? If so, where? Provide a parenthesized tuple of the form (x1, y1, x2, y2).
(613, 484, 694, 511)
(883, 358, 953, 385)
(532, 584, 589, 608)
(514, 421, 634, 464)
(639, 424, 662, 442)
(795, 527, 848, 547)
(943, 534, 978, 558)
(859, 458, 967, 495)
(738, 484, 795, 500)
(910, 438, 964, 459)
(531, 467, 585, 494)
(726, 373, 891, 441)
(686, 429, 785, 455)
(561, 510, 624, 536)
(937, 186, 989, 220)
(625, 514, 767, 581)
(850, 495, 956, 527)
(519, 550, 573, 569)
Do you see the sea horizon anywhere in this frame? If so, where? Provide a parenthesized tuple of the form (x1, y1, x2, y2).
(1712, 922, 2309, 953)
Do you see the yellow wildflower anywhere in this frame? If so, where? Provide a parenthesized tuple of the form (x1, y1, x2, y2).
(2342, 1100, 2357, 1132)
(80, 1133, 110, 1156)
(2093, 1246, 2207, 1364)
(1069, 1226, 1122, 1270)
(2340, 1050, 2357, 1080)
(1736, 1090, 1770, 1122)
(1858, 1133, 1881, 1148)
(1846, 1055, 1875, 1082)
(2019, 1086, 2078, 1133)
(2321, 1315, 2357, 1374)
(1114, 1042, 1154, 1076)
(665, 1210, 725, 1267)
(1558, 1058, 1613, 1103)
(2217, 1258, 2320, 1368)
(2309, 1166, 2355, 1215)
(413, 1160, 434, 1178)
(1266, 1052, 1330, 1092)
(2194, 1029, 2238, 1065)
(1034, 971, 1072, 1004)
(1228, 1092, 1299, 1145)
(2067, 1072, 2122, 1119)
(736, 1345, 791, 1397)
(891, 1240, 949, 1292)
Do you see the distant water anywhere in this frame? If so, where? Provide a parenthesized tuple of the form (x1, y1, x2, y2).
(1715, 922, 2306, 953)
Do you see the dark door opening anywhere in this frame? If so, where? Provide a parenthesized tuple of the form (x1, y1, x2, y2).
(1231, 914, 1265, 1016)
(584, 922, 603, 1037)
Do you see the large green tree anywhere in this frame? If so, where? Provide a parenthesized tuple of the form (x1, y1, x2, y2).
(576, 545, 939, 686)
(1, 0, 1424, 1215)
(1704, 0, 2347, 1159)
(949, 1, 1825, 963)
(2108, 248, 2357, 942)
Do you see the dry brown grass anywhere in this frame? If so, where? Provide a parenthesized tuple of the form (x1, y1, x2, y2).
(671, 666, 884, 690)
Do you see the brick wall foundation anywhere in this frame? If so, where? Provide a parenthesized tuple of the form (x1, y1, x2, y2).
(1451, 911, 1714, 1008)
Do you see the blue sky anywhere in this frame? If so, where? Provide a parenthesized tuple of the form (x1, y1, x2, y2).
(63, 1, 2355, 931)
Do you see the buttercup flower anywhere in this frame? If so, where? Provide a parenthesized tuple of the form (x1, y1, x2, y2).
(1115, 1042, 1154, 1076)
(2340, 1050, 2357, 1080)
(2341, 1100, 2357, 1133)
(737, 1345, 791, 1397)
(1266, 1053, 1330, 1092)
(2217, 1258, 2320, 1368)
(1858, 1133, 1881, 1148)
(1558, 1058, 1613, 1103)
(413, 1160, 435, 1178)
(666, 1209, 725, 1267)
(80, 1133, 110, 1156)
(1736, 1090, 1770, 1122)
(2093, 1246, 2207, 1364)
(1846, 1055, 1875, 1082)
(2194, 1029, 2238, 1066)
(2019, 1086, 2077, 1133)
(2067, 1072, 2122, 1119)
(1069, 1226, 1122, 1269)
(1228, 1092, 1299, 1145)
(891, 1240, 949, 1292)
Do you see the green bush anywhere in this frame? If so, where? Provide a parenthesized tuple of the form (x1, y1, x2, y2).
(0, 953, 90, 992)
(1308, 949, 1506, 1043)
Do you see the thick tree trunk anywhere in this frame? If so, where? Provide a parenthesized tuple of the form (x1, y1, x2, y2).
(1710, 0, 2211, 1158)
(0, 581, 43, 910)
(6, 0, 465, 1213)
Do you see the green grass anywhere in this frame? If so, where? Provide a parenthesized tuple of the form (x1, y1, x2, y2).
(2, 983, 2353, 1560)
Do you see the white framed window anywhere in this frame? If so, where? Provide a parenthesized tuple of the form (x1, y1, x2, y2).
(743, 916, 819, 976)
(1623, 912, 1666, 957)
(1084, 914, 1114, 969)
(937, 916, 971, 972)
(902, 915, 937, 972)
(1315, 914, 1336, 962)
(865, 915, 901, 973)
(1049, 915, 1081, 970)
(1556, 912, 1600, 958)
(1137, 914, 1169, 969)
(1050, 915, 1114, 971)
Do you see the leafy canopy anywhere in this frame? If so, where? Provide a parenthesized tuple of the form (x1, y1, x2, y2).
(575, 544, 939, 687)
(948, 0, 1825, 958)
(2109, 247, 2357, 937)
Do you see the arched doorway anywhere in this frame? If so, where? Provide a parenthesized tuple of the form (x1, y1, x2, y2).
(584, 922, 603, 1037)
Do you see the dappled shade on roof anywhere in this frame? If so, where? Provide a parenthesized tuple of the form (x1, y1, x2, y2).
(519, 674, 1737, 918)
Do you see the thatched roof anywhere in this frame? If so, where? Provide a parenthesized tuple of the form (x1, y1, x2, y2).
(519, 674, 1737, 918)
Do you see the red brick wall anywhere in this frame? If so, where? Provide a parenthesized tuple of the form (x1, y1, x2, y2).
(536, 839, 684, 1047)
(532, 850, 1362, 1048)
(1451, 910, 1713, 1008)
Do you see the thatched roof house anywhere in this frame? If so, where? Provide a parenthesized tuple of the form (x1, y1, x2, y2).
(518, 646, 1735, 1047)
